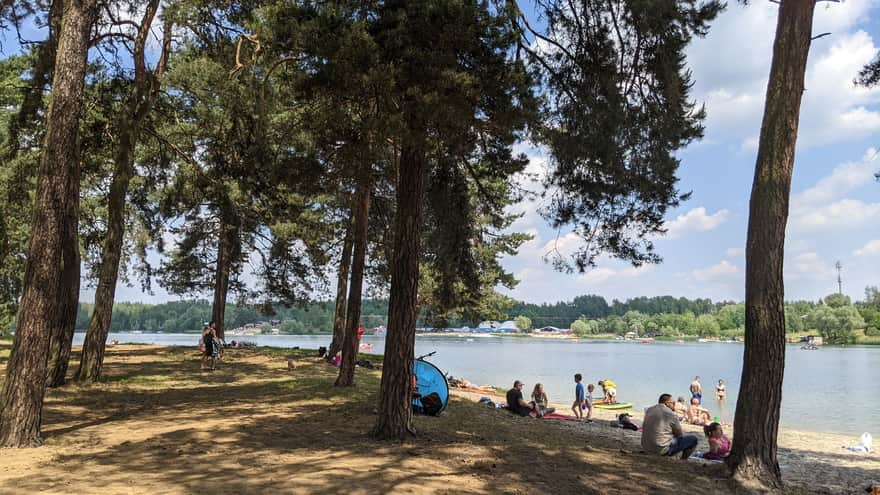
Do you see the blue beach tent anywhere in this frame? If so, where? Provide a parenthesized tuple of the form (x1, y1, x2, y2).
(412, 357, 449, 414)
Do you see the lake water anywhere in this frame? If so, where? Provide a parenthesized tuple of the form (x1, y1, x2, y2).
(74, 332, 880, 436)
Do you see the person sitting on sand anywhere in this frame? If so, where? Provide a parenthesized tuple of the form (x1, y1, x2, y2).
(641, 393, 699, 459)
(531, 383, 556, 417)
(715, 379, 726, 401)
(687, 397, 711, 426)
(702, 422, 731, 460)
(598, 379, 618, 404)
(506, 380, 536, 417)
(674, 396, 688, 420)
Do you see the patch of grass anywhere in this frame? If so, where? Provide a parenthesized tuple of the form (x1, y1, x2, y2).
(855, 334, 880, 345)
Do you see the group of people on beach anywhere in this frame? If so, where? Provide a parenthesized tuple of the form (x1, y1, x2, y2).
(643, 393, 731, 461)
(504, 374, 617, 421)
(503, 374, 732, 462)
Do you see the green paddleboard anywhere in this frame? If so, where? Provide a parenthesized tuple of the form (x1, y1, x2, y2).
(594, 402, 633, 410)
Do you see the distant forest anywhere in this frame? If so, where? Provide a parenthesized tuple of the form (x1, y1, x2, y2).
(75, 291, 880, 343)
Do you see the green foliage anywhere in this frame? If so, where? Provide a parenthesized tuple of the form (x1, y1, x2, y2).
(529, 0, 724, 270)
(569, 319, 590, 337)
(514, 315, 531, 331)
(864, 286, 880, 308)
(805, 305, 865, 345)
(823, 293, 851, 308)
(695, 314, 720, 337)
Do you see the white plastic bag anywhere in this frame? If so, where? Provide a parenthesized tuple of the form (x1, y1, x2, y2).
(846, 432, 873, 453)
(860, 432, 873, 452)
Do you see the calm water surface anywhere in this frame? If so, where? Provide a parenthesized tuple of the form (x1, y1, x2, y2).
(73, 332, 880, 436)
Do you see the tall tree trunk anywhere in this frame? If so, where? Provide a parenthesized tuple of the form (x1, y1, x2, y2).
(372, 143, 425, 440)
(328, 225, 353, 358)
(212, 223, 237, 340)
(45, 197, 80, 388)
(728, 0, 815, 490)
(336, 167, 371, 386)
(75, 0, 167, 384)
(0, 0, 97, 448)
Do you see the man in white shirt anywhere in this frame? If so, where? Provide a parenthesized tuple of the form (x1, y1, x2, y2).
(641, 393, 699, 459)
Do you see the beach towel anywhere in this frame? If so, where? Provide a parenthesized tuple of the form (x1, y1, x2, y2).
(535, 412, 582, 421)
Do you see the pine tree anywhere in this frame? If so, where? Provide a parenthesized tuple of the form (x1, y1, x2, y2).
(730, 0, 817, 489)
(0, 0, 98, 448)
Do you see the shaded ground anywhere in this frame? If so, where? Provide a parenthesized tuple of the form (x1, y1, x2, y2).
(0, 342, 874, 494)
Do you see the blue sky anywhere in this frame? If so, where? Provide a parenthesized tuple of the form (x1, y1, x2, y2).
(498, 0, 880, 305)
(5, 2, 879, 306)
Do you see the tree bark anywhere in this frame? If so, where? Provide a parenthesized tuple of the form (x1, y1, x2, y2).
(336, 167, 371, 386)
(212, 223, 237, 340)
(0, 0, 97, 448)
(75, 0, 167, 384)
(45, 202, 80, 388)
(728, 0, 815, 490)
(328, 226, 353, 358)
(372, 143, 425, 440)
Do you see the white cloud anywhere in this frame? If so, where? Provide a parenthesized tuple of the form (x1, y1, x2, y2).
(725, 247, 744, 257)
(793, 148, 879, 206)
(577, 264, 654, 285)
(578, 267, 616, 284)
(690, 260, 739, 282)
(790, 149, 880, 232)
(798, 31, 880, 147)
(791, 198, 880, 232)
(662, 207, 729, 240)
(788, 252, 834, 279)
(687, 1, 880, 149)
(854, 240, 880, 256)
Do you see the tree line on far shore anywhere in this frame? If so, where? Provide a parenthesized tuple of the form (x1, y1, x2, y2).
(25, 286, 877, 345)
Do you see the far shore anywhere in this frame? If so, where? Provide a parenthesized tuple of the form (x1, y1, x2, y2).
(67, 329, 880, 346)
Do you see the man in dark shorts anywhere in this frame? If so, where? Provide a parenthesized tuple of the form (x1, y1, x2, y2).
(506, 380, 535, 416)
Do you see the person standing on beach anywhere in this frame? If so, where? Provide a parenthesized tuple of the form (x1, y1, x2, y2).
(201, 324, 217, 371)
(690, 376, 702, 404)
(572, 374, 589, 421)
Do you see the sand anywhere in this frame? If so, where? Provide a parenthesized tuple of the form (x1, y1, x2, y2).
(0, 343, 874, 495)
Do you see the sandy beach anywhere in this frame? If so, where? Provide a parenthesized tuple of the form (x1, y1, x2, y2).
(449, 387, 878, 494)
(0, 343, 875, 494)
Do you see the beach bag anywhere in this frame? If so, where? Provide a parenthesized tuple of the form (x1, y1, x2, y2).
(420, 392, 443, 416)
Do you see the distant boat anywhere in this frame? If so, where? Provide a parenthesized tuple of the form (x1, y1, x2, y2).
(466, 338, 474, 342)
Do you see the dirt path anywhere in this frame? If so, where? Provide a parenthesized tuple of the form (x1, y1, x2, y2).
(0, 343, 874, 494)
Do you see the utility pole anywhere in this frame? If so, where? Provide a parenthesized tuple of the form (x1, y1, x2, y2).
(835, 260, 843, 295)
